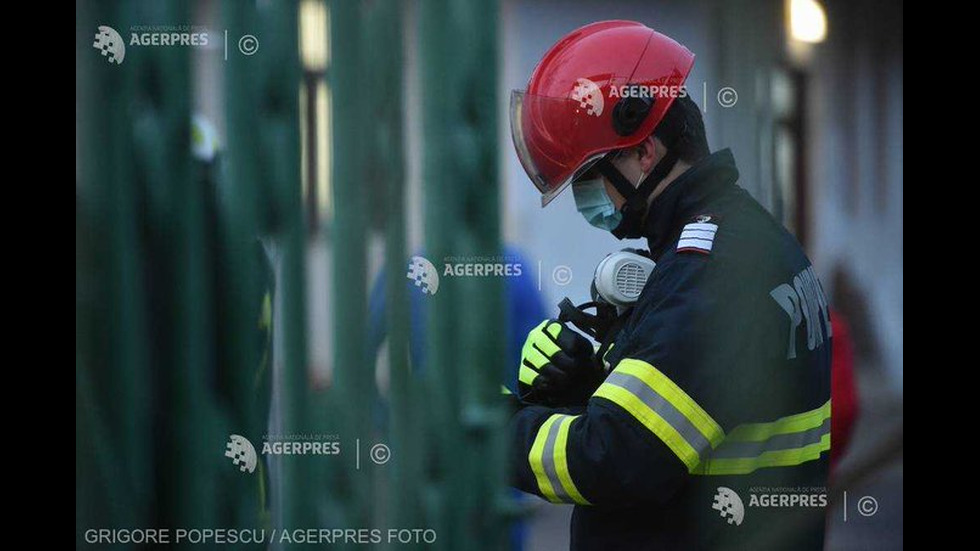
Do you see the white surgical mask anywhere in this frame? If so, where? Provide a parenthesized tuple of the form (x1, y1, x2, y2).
(572, 179, 622, 231)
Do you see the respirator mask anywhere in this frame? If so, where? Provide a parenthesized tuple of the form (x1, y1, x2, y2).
(558, 249, 656, 360)
(591, 249, 657, 312)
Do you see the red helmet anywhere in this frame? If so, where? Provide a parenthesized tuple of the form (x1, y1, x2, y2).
(511, 21, 695, 206)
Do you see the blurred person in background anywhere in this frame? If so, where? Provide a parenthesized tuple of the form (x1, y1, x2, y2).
(508, 21, 833, 550)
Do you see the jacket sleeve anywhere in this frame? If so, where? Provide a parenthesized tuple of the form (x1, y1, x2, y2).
(510, 252, 738, 506)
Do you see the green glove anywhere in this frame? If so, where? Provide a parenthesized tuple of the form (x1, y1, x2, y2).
(518, 319, 602, 406)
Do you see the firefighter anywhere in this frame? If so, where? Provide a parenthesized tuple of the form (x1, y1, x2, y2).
(509, 21, 832, 550)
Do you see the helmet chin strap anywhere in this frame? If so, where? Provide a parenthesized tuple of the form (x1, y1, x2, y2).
(595, 147, 681, 240)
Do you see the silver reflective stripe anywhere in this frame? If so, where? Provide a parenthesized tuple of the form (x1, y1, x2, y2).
(711, 418, 830, 459)
(541, 415, 572, 502)
(603, 371, 713, 461)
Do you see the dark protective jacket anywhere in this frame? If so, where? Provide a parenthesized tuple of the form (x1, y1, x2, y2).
(511, 149, 832, 550)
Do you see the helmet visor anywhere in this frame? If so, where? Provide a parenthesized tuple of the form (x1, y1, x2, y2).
(510, 89, 612, 207)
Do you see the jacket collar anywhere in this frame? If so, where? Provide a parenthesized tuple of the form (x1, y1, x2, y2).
(642, 148, 740, 256)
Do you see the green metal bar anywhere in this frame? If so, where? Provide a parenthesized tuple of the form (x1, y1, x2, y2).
(78, 1, 510, 547)
(77, 0, 148, 533)
(362, 0, 414, 533)
(450, 2, 509, 547)
(263, 0, 313, 533)
(222, 0, 266, 530)
(171, 11, 215, 529)
(329, 0, 373, 532)
(419, 1, 460, 545)
(78, 0, 303, 542)
(225, 0, 307, 533)
(126, 0, 217, 528)
(76, 2, 160, 527)
(77, 4, 150, 534)
(420, 1, 506, 548)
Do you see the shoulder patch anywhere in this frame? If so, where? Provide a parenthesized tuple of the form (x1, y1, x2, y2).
(676, 219, 718, 254)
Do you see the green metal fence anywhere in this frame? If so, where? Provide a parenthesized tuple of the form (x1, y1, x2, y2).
(77, 0, 509, 548)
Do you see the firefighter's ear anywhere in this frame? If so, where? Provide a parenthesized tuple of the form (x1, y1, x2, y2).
(637, 135, 661, 174)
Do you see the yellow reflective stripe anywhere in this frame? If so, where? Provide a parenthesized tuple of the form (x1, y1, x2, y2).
(593, 357, 830, 476)
(593, 383, 703, 471)
(726, 400, 831, 442)
(693, 433, 830, 475)
(528, 415, 562, 502)
(529, 414, 591, 504)
(693, 401, 832, 476)
(518, 363, 538, 385)
(545, 322, 562, 339)
(615, 359, 724, 447)
(500, 385, 513, 395)
(554, 416, 590, 505)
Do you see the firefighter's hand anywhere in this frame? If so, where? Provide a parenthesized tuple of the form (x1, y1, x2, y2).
(518, 320, 600, 407)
